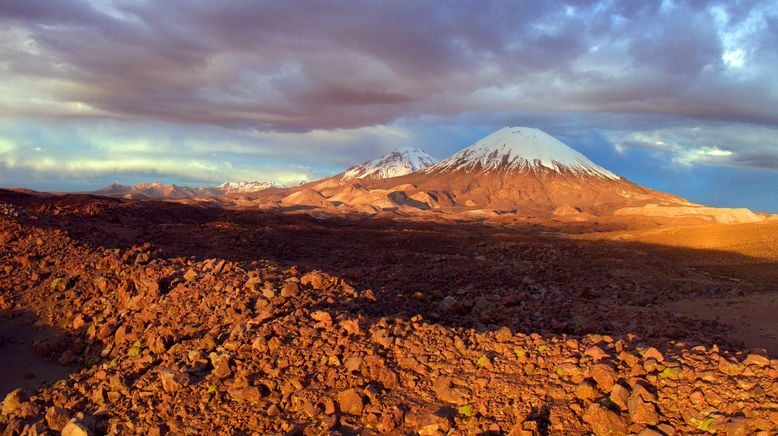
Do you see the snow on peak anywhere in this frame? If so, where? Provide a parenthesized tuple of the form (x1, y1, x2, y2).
(341, 147, 437, 180)
(430, 126, 618, 179)
(217, 181, 275, 193)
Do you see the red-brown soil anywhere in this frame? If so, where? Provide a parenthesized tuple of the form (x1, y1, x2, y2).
(0, 190, 776, 434)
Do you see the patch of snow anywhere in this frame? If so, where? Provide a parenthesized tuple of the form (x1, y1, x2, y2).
(217, 181, 275, 193)
(429, 127, 619, 179)
(342, 147, 437, 180)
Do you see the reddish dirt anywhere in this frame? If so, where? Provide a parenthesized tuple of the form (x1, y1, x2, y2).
(0, 190, 776, 435)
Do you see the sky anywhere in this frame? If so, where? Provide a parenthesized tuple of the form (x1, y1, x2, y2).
(0, 0, 776, 212)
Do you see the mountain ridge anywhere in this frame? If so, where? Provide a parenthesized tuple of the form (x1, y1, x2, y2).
(341, 146, 437, 180)
(96, 180, 277, 199)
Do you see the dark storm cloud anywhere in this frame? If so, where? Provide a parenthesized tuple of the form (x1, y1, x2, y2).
(0, 0, 776, 130)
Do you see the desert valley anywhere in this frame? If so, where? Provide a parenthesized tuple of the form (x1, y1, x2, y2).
(1, 127, 777, 435)
(3, 1, 778, 434)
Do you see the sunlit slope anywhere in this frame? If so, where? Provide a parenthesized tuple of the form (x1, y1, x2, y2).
(616, 220, 778, 261)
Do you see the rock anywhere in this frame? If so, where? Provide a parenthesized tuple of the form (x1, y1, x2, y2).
(689, 390, 706, 406)
(609, 384, 630, 411)
(337, 388, 364, 415)
(591, 364, 617, 392)
(583, 403, 628, 436)
(61, 419, 90, 436)
(723, 416, 748, 436)
(628, 395, 659, 425)
(641, 347, 664, 362)
(159, 368, 189, 393)
(339, 318, 362, 336)
(228, 387, 261, 403)
(300, 271, 330, 289)
(495, 326, 512, 342)
(432, 377, 469, 404)
(718, 358, 743, 376)
(575, 381, 598, 401)
(281, 281, 299, 298)
(209, 353, 231, 378)
(45, 406, 71, 431)
(439, 296, 463, 313)
(584, 346, 608, 362)
(183, 269, 197, 282)
(743, 353, 770, 367)
(555, 362, 580, 377)
(2, 388, 24, 415)
(310, 310, 333, 326)
(343, 356, 362, 373)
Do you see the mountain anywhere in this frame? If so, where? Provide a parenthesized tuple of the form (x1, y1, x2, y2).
(341, 146, 437, 180)
(269, 126, 728, 219)
(429, 126, 617, 179)
(385, 126, 687, 214)
(217, 181, 276, 194)
(96, 180, 276, 199)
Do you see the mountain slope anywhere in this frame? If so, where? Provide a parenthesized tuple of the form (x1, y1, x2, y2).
(353, 126, 684, 214)
(341, 146, 437, 180)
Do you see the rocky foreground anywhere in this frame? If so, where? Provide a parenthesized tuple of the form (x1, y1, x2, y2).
(0, 192, 777, 435)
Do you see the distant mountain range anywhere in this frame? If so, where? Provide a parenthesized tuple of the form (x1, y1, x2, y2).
(267, 127, 764, 223)
(96, 181, 276, 199)
(92, 127, 766, 224)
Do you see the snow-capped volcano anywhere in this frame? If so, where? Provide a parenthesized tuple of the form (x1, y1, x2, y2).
(341, 146, 437, 180)
(429, 127, 618, 179)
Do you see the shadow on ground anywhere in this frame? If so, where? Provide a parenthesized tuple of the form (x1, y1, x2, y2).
(0, 310, 78, 398)
(6, 190, 775, 356)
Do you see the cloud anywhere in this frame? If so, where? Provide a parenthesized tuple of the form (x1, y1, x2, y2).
(605, 123, 778, 169)
(0, 117, 417, 188)
(0, 0, 776, 130)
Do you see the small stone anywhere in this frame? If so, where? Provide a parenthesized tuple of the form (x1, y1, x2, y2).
(337, 388, 364, 415)
(417, 423, 440, 436)
(209, 353, 231, 378)
(159, 368, 189, 393)
(495, 326, 512, 342)
(183, 269, 197, 282)
(281, 281, 299, 298)
(555, 362, 580, 377)
(743, 354, 770, 367)
(310, 310, 333, 326)
(609, 384, 630, 411)
(641, 347, 664, 362)
(591, 363, 617, 392)
(718, 358, 743, 375)
(689, 390, 706, 406)
(432, 377, 469, 404)
(228, 386, 261, 403)
(575, 381, 598, 401)
(300, 271, 330, 289)
(343, 356, 362, 372)
(439, 296, 463, 313)
(724, 416, 748, 436)
(45, 406, 71, 431)
(628, 395, 659, 425)
(2, 388, 24, 415)
(61, 420, 90, 436)
(583, 403, 628, 436)
(584, 346, 608, 362)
